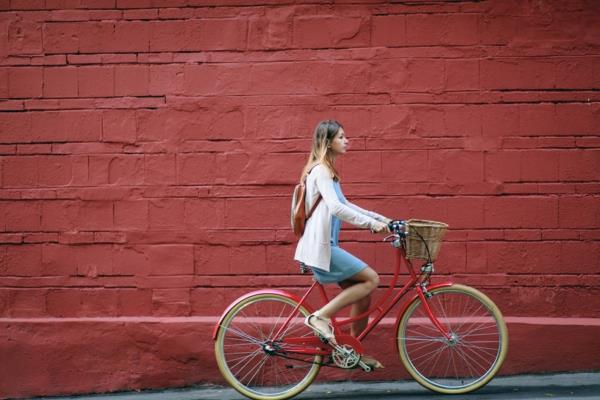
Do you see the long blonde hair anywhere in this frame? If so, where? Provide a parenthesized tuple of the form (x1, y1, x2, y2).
(300, 120, 342, 182)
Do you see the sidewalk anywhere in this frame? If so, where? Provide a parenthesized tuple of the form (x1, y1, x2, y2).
(30, 372, 600, 400)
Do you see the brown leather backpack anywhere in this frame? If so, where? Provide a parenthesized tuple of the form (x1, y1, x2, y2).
(291, 177, 322, 238)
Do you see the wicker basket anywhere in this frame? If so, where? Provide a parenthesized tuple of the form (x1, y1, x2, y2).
(405, 219, 449, 261)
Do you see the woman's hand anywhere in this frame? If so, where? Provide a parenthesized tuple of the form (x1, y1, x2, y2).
(371, 220, 390, 234)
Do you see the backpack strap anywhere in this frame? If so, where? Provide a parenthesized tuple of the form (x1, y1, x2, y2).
(304, 164, 322, 221)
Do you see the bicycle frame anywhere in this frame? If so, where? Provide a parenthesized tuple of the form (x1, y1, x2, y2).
(213, 243, 454, 356)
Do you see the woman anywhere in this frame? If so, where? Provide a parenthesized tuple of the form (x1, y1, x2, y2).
(294, 119, 391, 368)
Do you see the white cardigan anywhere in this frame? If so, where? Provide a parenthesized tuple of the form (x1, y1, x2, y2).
(293, 164, 388, 271)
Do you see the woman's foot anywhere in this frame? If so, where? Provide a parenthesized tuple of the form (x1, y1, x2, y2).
(361, 354, 384, 369)
(304, 312, 337, 345)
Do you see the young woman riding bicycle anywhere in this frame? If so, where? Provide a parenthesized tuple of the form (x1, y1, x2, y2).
(294, 119, 392, 368)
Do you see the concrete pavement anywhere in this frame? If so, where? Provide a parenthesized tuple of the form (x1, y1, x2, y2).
(29, 372, 600, 400)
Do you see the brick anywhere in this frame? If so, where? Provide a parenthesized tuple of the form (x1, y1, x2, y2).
(184, 199, 225, 229)
(379, 150, 428, 183)
(249, 61, 370, 95)
(247, 7, 293, 50)
(117, 288, 153, 316)
(123, 8, 158, 20)
(30, 111, 103, 142)
(148, 199, 185, 230)
(559, 150, 600, 181)
(114, 65, 149, 96)
(4, 245, 42, 276)
(517, 104, 557, 136)
(147, 245, 194, 276)
(445, 59, 479, 91)
(77, 21, 113, 53)
(41, 244, 77, 276)
(484, 196, 558, 229)
(481, 58, 557, 90)
(43, 66, 77, 98)
(556, 58, 599, 89)
(0, 68, 8, 98)
(150, 19, 246, 51)
(372, 15, 406, 47)
(3, 201, 41, 231)
(559, 196, 600, 228)
(1, 288, 47, 317)
(405, 58, 445, 92)
(230, 245, 267, 274)
(143, 153, 175, 184)
(555, 103, 599, 135)
(194, 245, 229, 275)
(149, 64, 184, 96)
(225, 198, 290, 229)
(41, 200, 78, 231)
(8, 18, 42, 55)
(428, 150, 484, 183)
(102, 109, 137, 143)
(183, 64, 249, 96)
(76, 201, 114, 231)
(485, 151, 521, 183)
(235, 152, 300, 185)
(560, 241, 600, 274)
(177, 153, 218, 185)
(0, 113, 33, 144)
(338, 151, 381, 184)
(520, 151, 559, 182)
(88, 155, 110, 185)
(481, 104, 519, 137)
(8, 67, 43, 98)
(38, 155, 72, 187)
(43, 22, 79, 54)
(152, 288, 190, 316)
(114, 200, 148, 231)
(78, 66, 114, 97)
(17, 143, 51, 154)
(406, 13, 445, 46)
(480, 15, 518, 45)
(445, 197, 485, 228)
(293, 16, 369, 49)
(367, 59, 410, 93)
(135, 109, 167, 141)
(108, 155, 144, 185)
(3, 156, 38, 188)
(113, 21, 150, 52)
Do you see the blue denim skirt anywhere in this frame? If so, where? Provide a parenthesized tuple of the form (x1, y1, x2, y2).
(311, 246, 368, 284)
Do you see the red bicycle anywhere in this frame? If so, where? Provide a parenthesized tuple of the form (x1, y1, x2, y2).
(213, 220, 508, 400)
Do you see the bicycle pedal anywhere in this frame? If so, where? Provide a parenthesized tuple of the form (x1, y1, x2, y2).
(358, 360, 372, 373)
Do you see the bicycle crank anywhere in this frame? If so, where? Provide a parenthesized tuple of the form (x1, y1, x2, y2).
(330, 344, 373, 372)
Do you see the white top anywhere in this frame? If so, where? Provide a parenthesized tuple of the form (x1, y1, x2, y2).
(293, 164, 388, 271)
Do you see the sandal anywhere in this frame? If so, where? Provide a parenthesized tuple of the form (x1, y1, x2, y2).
(304, 312, 337, 345)
(361, 354, 385, 369)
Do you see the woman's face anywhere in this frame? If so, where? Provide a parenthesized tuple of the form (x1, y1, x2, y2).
(329, 128, 348, 156)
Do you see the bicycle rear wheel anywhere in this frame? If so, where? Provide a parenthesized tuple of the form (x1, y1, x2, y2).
(214, 293, 322, 400)
(397, 284, 508, 394)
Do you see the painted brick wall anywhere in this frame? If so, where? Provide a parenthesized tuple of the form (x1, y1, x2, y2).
(1, 0, 599, 398)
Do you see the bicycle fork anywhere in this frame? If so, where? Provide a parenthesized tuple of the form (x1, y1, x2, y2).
(416, 286, 453, 341)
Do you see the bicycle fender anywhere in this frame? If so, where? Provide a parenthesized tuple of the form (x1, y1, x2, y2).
(212, 289, 312, 340)
(393, 281, 454, 353)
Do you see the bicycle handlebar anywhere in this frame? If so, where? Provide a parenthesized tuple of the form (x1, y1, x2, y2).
(388, 220, 407, 237)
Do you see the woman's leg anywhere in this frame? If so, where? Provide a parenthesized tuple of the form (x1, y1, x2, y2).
(317, 266, 379, 320)
(339, 280, 371, 337)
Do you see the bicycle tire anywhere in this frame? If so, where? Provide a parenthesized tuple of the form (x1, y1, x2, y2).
(397, 284, 508, 394)
(214, 293, 322, 400)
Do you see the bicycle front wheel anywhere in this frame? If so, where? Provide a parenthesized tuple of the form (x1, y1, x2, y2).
(214, 293, 322, 400)
(397, 284, 508, 394)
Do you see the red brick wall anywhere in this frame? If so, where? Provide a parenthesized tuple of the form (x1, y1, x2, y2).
(1, 0, 600, 397)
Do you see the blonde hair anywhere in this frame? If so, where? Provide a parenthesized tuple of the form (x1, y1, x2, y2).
(300, 120, 342, 182)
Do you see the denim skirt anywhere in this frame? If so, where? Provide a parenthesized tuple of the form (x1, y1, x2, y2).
(311, 246, 368, 284)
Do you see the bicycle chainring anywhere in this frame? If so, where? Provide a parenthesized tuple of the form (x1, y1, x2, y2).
(331, 344, 360, 369)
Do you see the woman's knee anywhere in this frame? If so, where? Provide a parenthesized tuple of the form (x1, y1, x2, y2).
(363, 267, 379, 291)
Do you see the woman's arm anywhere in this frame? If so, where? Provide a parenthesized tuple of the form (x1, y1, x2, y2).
(346, 201, 391, 223)
(313, 166, 378, 230)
